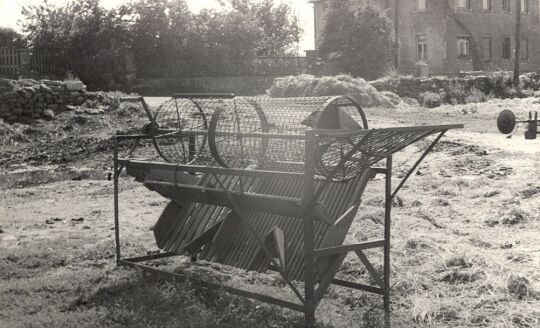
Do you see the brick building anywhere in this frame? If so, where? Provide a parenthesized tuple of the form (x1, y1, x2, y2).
(310, 0, 540, 74)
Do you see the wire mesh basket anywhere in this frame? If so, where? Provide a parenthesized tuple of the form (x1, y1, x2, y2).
(151, 94, 368, 180)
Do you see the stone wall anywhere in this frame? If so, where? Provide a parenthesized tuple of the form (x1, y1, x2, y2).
(370, 72, 540, 101)
(0, 78, 86, 122)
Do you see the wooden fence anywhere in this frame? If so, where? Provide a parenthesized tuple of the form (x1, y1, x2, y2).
(0, 48, 77, 78)
(138, 56, 309, 79)
(0, 48, 20, 77)
(1, 48, 308, 80)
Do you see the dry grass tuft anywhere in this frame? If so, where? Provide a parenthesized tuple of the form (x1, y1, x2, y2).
(404, 238, 432, 250)
(516, 186, 540, 199)
(358, 207, 385, 225)
(507, 274, 534, 300)
(439, 270, 485, 284)
(267, 74, 395, 108)
(410, 296, 460, 324)
(444, 255, 473, 268)
(501, 207, 529, 225)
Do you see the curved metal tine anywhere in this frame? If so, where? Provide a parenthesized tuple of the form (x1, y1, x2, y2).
(307, 130, 374, 207)
(211, 173, 306, 305)
(120, 96, 156, 126)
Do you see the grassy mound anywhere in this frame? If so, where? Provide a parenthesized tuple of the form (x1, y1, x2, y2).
(268, 74, 395, 108)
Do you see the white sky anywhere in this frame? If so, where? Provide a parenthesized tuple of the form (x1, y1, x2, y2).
(0, 0, 315, 51)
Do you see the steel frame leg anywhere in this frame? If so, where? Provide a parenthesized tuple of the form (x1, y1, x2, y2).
(383, 156, 392, 310)
(303, 131, 317, 328)
(114, 137, 121, 265)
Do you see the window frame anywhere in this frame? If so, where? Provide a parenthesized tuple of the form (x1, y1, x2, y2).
(482, 0, 492, 11)
(502, 37, 512, 60)
(521, 0, 529, 14)
(417, 35, 428, 61)
(416, 0, 427, 12)
(457, 37, 471, 59)
(456, 0, 472, 10)
(502, 0, 511, 12)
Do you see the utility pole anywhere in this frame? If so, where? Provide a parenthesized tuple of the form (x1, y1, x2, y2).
(393, 0, 399, 70)
(513, 0, 522, 95)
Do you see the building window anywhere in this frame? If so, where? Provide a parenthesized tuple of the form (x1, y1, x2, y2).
(502, 0, 511, 12)
(502, 37, 512, 59)
(457, 37, 470, 58)
(456, 0, 471, 10)
(521, 0, 529, 14)
(520, 38, 529, 60)
(417, 35, 428, 60)
(417, 0, 426, 11)
(482, 0, 492, 10)
(482, 37, 492, 61)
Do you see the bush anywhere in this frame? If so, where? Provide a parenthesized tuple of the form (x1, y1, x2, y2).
(380, 91, 401, 105)
(446, 81, 467, 104)
(464, 87, 488, 104)
(268, 74, 395, 108)
(421, 92, 442, 108)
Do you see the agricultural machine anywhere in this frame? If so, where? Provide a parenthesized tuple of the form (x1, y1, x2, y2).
(497, 109, 539, 139)
(111, 94, 462, 327)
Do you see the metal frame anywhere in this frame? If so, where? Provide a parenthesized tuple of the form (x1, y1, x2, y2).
(113, 94, 463, 327)
(113, 116, 460, 327)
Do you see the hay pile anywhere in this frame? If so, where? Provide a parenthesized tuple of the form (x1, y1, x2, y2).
(267, 74, 395, 108)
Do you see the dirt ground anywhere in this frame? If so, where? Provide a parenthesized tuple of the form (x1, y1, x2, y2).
(1, 97, 539, 328)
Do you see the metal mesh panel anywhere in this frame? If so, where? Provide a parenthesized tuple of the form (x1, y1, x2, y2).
(150, 95, 369, 179)
(316, 128, 441, 180)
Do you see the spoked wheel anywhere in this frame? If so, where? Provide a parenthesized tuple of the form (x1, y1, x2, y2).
(151, 98, 209, 164)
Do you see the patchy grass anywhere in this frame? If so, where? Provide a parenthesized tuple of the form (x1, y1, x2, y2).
(1, 99, 539, 328)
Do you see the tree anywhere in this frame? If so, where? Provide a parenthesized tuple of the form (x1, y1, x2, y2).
(319, 1, 394, 80)
(0, 27, 26, 48)
(22, 0, 132, 88)
(123, 0, 300, 76)
(19, 0, 302, 86)
(123, 0, 193, 73)
(226, 0, 302, 55)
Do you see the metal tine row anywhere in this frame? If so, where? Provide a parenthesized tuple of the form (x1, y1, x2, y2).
(248, 178, 304, 273)
(162, 174, 212, 251)
(199, 175, 259, 261)
(193, 175, 252, 256)
(218, 178, 267, 266)
(176, 175, 238, 252)
(165, 175, 231, 252)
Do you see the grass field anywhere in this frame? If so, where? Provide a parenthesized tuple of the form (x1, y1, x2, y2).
(1, 97, 539, 327)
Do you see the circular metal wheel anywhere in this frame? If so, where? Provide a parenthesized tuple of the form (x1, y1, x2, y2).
(151, 98, 209, 163)
(497, 109, 516, 134)
(208, 100, 269, 168)
(316, 96, 369, 181)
